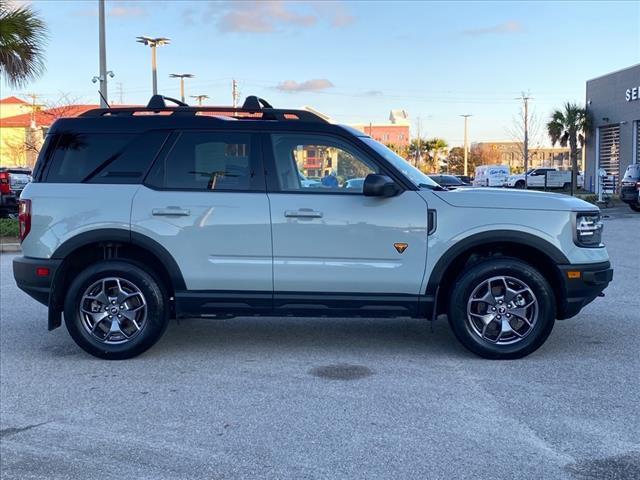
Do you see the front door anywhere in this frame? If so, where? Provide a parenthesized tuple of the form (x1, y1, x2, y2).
(266, 133, 429, 316)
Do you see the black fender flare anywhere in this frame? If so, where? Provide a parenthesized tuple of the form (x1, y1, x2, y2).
(51, 228, 186, 290)
(425, 229, 569, 297)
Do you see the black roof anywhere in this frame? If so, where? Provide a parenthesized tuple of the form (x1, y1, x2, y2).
(48, 94, 367, 137)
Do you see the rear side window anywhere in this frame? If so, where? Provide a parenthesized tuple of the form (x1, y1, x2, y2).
(44, 131, 168, 184)
(146, 131, 259, 191)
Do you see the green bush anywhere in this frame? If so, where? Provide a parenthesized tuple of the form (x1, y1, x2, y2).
(0, 218, 19, 238)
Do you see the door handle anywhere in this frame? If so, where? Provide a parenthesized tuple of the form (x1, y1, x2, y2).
(152, 207, 191, 216)
(285, 209, 323, 218)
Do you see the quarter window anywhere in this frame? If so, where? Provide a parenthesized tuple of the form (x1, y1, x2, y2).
(270, 134, 378, 193)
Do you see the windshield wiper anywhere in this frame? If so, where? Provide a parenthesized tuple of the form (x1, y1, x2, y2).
(419, 183, 445, 191)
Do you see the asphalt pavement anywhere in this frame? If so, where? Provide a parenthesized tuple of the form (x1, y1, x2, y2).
(1, 210, 638, 480)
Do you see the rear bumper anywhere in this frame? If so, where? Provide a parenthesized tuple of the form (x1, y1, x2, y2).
(12, 256, 61, 306)
(556, 261, 613, 320)
(0, 193, 18, 210)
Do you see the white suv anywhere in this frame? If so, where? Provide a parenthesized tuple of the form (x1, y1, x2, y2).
(12, 96, 613, 360)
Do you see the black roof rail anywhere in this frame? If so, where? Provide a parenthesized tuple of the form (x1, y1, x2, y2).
(79, 94, 327, 123)
(147, 94, 189, 108)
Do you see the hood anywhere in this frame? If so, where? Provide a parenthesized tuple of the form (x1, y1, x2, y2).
(427, 187, 597, 212)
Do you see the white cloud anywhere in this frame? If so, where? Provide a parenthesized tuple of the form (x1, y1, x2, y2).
(276, 79, 335, 93)
(463, 20, 523, 36)
(190, 0, 355, 33)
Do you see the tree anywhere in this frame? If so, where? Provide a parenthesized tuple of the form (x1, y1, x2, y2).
(0, 0, 48, 88)
(407, 138, 430, 170)
(447, 146, 482, 176)
(425, 138, 448, 173)
(547, 102, 590, 194)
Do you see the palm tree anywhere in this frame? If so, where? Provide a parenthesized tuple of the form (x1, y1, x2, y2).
(426, 138, 449, 173)
(0, 0, 48, 88)
(547, 102, 590, 193)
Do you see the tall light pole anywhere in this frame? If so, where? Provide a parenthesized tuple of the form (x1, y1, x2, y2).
(98, 0, 108, 107)
(169, 73, 194, 103)
(515, 93, 533, 188)
(461, 114, 472, 176)
(136, 36, 171, 96)
(190, 94, 209, 106)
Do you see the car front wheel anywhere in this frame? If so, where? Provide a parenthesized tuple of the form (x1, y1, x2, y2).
(64, 260, 169, 359)
(448, 257, 556, 359)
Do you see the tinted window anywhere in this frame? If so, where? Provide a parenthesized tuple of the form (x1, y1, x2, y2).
(271, 133, 377, 193)
(623, 164, 640, 180)
(147, 132, 255, 191)
(46, 133, 134, 183)
(88, 131, 169, 184)
(440, 175, 463, 185)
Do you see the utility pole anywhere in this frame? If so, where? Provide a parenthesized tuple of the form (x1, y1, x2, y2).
(136, 36, 171, 96)
(98, 0, 108, 107)
(169, 73, 194, 103)
(415, 116, 422, 168)
(516, 93, 533, 188)
(461, 114, 472, 176)
(232, 79, 239, 108)
(116, 82, 124, 104)
(190, 95, 209, 106)
(26, 93, 38, 128)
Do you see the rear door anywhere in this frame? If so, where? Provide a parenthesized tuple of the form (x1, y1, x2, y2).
(131, 130, 272, 313)
(265, 132, 429, 316)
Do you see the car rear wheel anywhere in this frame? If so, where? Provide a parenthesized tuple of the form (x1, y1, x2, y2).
(64, 260, 169, 359)
(448, 257, 555, 359)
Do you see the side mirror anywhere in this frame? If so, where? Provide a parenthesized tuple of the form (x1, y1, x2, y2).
(363, 173, 400, 197)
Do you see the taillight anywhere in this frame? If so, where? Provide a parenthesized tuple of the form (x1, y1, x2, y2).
(0, 171, 10, 195)
(18, 199, 31, 242)
(636, 181, 640, 191)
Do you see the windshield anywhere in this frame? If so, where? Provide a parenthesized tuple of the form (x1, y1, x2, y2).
(362, 138, 439, 189)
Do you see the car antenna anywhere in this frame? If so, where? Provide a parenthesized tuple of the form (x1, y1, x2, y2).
(98, 90, 111, 109)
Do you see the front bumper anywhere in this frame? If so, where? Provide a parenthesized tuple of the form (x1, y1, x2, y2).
(13, 256, 61, 306)
(556, 261, 613, 319)
(620, 186, 639, 204)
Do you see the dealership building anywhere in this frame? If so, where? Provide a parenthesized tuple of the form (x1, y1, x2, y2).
(585, 64, 640, 193)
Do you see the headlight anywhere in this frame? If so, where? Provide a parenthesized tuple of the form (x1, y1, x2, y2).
(574, 212, 603, 247)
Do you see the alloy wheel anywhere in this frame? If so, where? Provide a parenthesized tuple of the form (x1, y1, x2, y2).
(79, 277, 147, 344)
(466, 275, 538, 345)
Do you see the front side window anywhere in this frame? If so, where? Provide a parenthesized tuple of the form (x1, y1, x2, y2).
(147, 132, 255, 191)
(271, 134, 378, 193)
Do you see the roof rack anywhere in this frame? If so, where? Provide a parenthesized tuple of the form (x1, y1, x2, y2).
(80, 94, 327, 123)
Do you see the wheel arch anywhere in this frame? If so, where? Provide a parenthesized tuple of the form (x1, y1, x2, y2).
(427, 230, 567, 317)
(48, 229, 185, 330)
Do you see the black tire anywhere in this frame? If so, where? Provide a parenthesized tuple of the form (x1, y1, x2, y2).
(448, 257, 556, 359)
(64, 260, 170, 359)
(562, 183, 571, 192)
(630, 204, 640, 212)
(515, 180, 525, 189)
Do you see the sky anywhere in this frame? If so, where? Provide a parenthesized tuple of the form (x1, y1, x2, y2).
(3, 0, 640, 146)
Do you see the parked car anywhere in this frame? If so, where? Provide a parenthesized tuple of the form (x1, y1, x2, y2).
(343, 178, 365, 190)
(298, 172, 321, 188)
(506, 168, 584, 190)
(620, 164, 640, 212)
(454, 175, 472, 185)
(0, 167, 32, 218)
(472, 165, 510, 187)
(13, 95, 612, 360)
(428, 175, 472, 189)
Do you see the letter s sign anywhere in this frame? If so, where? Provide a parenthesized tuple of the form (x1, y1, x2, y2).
(627, 89, 632, 101)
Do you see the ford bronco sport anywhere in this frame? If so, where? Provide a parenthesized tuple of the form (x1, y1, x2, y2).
(13, 95, 613, 360)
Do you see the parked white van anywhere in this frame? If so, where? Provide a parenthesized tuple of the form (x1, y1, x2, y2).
(473, 165, 510, 187)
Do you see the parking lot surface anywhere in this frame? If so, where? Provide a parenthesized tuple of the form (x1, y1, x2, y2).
(1, 209, 639, 480)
